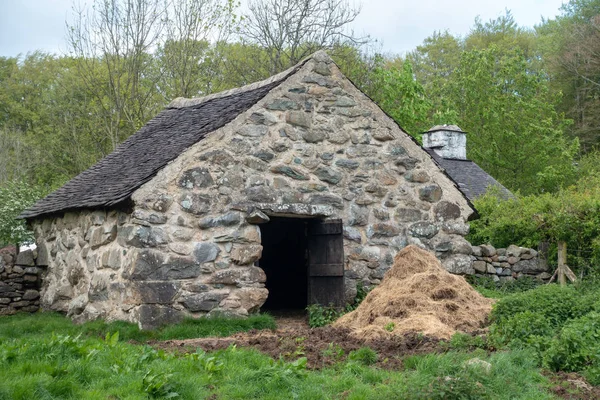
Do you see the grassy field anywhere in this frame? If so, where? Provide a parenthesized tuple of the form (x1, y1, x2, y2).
(0, 312, 562, 399)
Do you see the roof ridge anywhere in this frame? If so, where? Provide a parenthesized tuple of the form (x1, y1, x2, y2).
(167, 51, 327, 109)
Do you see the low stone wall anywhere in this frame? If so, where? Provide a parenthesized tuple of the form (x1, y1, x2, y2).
(0, 247, 44, 315)
(470, 244, 550, 282)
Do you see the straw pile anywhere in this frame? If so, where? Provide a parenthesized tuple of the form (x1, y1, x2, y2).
(334, 245, 493, 340)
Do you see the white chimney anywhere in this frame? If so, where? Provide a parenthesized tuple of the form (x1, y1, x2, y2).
(422, 125, 467, 160)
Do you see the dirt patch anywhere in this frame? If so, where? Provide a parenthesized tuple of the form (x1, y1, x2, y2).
(546, 372, 600, 400)
(151, 323, 440, 369)
(334, 245, 494, 340)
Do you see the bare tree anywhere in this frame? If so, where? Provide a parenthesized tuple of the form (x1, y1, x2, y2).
(67, 0, 166, 151)
(242, 0, 367, 73)
(159, 0, 240, 98)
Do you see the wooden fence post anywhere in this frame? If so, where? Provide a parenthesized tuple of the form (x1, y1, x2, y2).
(549, 241, 577, 286)
(558, 241, 567, 286)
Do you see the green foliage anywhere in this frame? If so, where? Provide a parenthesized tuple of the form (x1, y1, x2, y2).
(468, 179, 600, 274)
(543, 312, 600, 384)
(486, 280, 600, 383)
(0, 311, 556, 399)
(347, 347, 378, 366)
(0, 180, 46, 245)
(306, 304, 343, 328)
(0, 312, 276, 342)
(441, 333, 488, 352)
(366, 57, 431, 139)
(490, 284, 582, 327)
(467, 275, 544, 299)
(384, 322, 395, 332)
(306, 283, 372, 328)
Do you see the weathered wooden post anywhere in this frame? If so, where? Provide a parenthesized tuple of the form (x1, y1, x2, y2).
(549, 241, 576, 286)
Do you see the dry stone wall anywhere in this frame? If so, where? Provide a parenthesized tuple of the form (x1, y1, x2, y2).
(30, 53, 474, 329)
(0, 246, 44, 314)
(470, 244, 550, 281)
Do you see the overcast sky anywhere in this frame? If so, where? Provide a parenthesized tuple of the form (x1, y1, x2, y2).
(0, 0, 567, 58)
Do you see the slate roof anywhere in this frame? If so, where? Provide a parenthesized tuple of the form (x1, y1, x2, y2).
(20, 63, 304, 219)
(425, 149, 513, 202)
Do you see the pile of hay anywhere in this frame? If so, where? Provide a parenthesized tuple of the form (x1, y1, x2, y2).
(335, 245, 493, 340)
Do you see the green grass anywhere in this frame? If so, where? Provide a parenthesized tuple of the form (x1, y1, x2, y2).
(0, 311, 276, 342)
(0, 312, 560, 399)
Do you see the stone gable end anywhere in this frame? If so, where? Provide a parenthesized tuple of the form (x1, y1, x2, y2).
(31, 54, 474, 329)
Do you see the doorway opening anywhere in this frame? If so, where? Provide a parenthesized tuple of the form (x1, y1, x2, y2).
(259, 217, 308, 311)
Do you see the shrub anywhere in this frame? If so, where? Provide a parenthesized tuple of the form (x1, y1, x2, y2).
(0, 180, 47, 245)
(348, 347, 378, 366)
(489, 311, 552, 351)
(490, 284, 582, 327)
(468, 177, 600, 275)
(543, 312, 600, 384)
(306, 304, 342, 328)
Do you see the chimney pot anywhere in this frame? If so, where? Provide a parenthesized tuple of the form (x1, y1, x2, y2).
(422, 125, 467, 160)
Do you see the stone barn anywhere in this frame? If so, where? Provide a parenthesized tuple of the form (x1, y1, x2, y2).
(20, 51, 476, 329)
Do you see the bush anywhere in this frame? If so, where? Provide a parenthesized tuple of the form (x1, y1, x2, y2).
(348, 347, 378, 366)
(0, 180, 47, 245)
(468, 178, 600, 275)
(543, 312, 600, 384)
(490, 284, 582, 327)
(306, 304, 342, 328)
(489, 311, 552, 351)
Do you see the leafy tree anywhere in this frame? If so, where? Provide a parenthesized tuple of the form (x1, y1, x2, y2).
(0, 181, 46, 246)
(537, 0, 600, 150)
(449, 46, 578, 193)
(365, 58, 431, 139)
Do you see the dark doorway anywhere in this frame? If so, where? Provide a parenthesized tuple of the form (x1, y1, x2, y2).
(259, 218, 309, 310)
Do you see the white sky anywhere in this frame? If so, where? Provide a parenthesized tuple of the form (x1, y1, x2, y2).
(0, 0, 567, 57)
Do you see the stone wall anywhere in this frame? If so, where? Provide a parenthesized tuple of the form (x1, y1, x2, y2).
(30, 53, 475, 329)
(0, 246, 44, 315)
(470, 244, 550, 281)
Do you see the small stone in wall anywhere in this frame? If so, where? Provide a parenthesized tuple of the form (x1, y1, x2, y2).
(349, 204, 369, 226)
(15, 250, 35, 267)
(270, 165, 309, 180)
(313, 61, 332, 76)
(405, 170, 430, 183)
(418, 184, 442, 203)
(309, 193, 344, 209)
(169, 242, 192, 256)
(245, 210, 270, 224)
(152, 194, 173, 212)
(367, 223, 400, 238)
(179, 193, 211, 215)
(315, 166, 342, 185)
(178, 167, 214, 189)
(194, 243, 220, 264)
(443, 254, 475, 275)
(302, 129, 326, 143)
(372, 128, 395, 141)
(373, 209, 390, 221)
(231, 245, 263, 265)
(343, 226, 362, 243)
(266, 98, 300, 111)
(287, 111, 312, 128)
(395, 208, 423, 223)
(480, 245, 496, 257)
(238, 124, 269, 137)
(409, 221, 439, 239)
(327, 130, 350, 144)
(433, 201, 461, 222)
(198, 212, 242, 230)
(213, 226, 261, 244)
(253, 150, 275, 162)
(335, 159, 359, 170)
